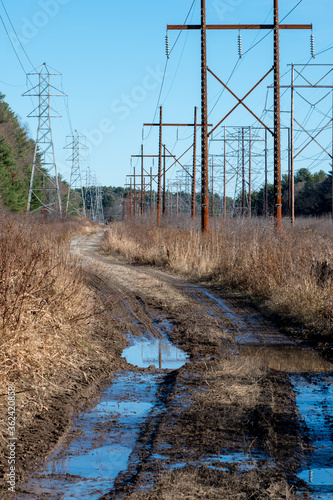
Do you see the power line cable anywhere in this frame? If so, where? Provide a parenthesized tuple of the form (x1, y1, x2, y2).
(0, 0, 36, 71)
(144, 0, 198, 141)
(316, 44, 333, 56)
(0, 13, 29, 78)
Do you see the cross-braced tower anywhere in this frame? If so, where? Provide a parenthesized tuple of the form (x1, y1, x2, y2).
(95, 183, 104, 223)
(23, 63, 65, 215)
(84, 167, 95, 219)
(64, 130, 86, 216)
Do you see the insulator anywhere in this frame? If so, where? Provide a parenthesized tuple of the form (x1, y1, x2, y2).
(310, 32, 315, 59)
(238, 31, 242, 59)
(165, 33, 170, 59)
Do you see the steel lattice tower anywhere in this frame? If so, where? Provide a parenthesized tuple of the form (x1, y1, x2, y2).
(65, 130, 86, 216)
(95, 183, 104, 223)
(84, 167, 95, 219)
(23, 63, 65, 215)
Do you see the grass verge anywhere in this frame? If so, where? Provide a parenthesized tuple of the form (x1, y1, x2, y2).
(0, 213, 121, 491)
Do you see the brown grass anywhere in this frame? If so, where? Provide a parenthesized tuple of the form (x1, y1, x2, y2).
(101, 216, 333, 335)
(128, 467, 297, 499)
(0, 213, 106, 453)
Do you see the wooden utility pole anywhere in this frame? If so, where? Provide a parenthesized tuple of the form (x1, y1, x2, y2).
(158, 106, 163, 224)
(130, 178, 133, 218)
(201, 0, 209, 232)
(211, 156, 214, 217)
(249, 127, 252, 218)
(133, 166, 136, 217)
(167, 0, 311, 234)
(163, 144, 167, 216)
(242, 128, 245, 216)
(265, 129, 268, 218)
(273, 0, 282, 234)
(223, 126, 226, 220)
(192, 106, 197, 219)
(290, 64, 295, 225)
(150, 166, 153, 213)
(141, 144, 144, 216)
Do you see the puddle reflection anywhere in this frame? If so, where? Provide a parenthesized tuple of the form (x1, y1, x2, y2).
(122, 337, 188, 369)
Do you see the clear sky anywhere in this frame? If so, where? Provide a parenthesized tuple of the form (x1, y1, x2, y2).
(0, 0, 333, 195)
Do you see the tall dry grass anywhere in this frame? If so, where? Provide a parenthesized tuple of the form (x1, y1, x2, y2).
(0, 212, 106, 453)
(102, 217, 333, 334)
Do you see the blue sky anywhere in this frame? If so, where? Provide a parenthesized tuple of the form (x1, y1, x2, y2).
(0, 0, 333, 195)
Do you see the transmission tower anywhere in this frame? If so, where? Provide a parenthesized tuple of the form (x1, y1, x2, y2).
(84, 167, 95, 219)
(64, 130, 87, 216)
(94, 183, 104, 223)
(23, 63, 65, 215)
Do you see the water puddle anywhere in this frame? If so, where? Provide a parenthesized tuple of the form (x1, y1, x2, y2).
(148, 450, 271, 473)
(17, 372, 161, 499)
(290, 374, 333, 499)
(122, 335, 188, 369)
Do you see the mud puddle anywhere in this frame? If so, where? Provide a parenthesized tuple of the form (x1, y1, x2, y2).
(147, 450, 271, 473)
(290, 374, 333, 500)
(17, 332, 188, 499)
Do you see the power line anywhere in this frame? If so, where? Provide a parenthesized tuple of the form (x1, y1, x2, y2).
(0, 13, 28, 78)
(316, 44, 333, 57)
(169, 0, 197, 56)
(145, 0, 198, 141)
(0, 0, 36, 71)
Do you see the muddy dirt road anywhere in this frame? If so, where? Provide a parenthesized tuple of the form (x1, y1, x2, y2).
(17, 231, 333, 499)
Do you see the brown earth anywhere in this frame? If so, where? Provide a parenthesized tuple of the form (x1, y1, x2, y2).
(7, 230, 333, 499)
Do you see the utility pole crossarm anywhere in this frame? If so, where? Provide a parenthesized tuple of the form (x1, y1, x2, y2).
(143, 123, 212, 127)
(167, 24, 312, 30)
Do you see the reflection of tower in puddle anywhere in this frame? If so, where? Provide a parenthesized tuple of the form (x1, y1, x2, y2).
(141, 341, 181, 369)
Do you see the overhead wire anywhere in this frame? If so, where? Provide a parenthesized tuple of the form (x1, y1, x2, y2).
(162, 0, 197, 107)
(209, 0, 307, 130)
(144, 0, 198, 141)
(0, 0, 36, 72)
(0, 13, 29, 79)
(316, 44, 333, 57)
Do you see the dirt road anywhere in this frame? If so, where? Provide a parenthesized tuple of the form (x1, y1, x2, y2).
(17, 231, 333, 499)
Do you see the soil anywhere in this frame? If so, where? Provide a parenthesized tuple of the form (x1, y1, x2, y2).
(6, 230, 333, 499)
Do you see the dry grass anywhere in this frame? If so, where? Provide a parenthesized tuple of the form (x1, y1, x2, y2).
(0, 212, 106, 452)
(195, 357, 267, 410)
(102, 217, 333, 334)
(128, 467, 297, 499)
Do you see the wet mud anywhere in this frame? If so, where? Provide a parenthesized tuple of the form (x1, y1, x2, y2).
(13, 232, 333, 499)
